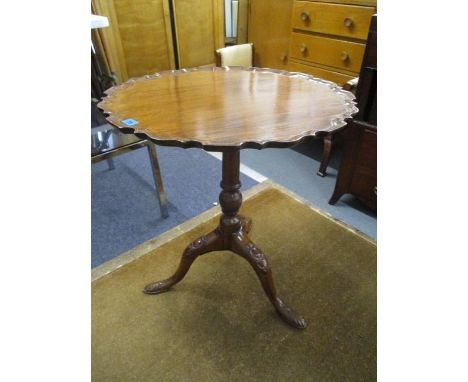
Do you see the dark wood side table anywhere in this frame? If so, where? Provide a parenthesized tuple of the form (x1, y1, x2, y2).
(99, 67, 357, 329)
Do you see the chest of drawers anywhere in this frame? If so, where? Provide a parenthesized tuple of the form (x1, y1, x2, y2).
(287, 0, 376, 86)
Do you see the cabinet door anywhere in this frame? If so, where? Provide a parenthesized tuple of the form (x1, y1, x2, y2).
(173, 0, 224, 68)
(112, 0, 175, 78)
(248, 0, 293, 69)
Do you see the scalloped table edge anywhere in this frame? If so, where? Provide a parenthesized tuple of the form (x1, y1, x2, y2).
(98, 66, 358, 151)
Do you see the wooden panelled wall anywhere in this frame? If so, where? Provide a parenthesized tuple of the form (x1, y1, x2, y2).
(93, 0, 224, 83)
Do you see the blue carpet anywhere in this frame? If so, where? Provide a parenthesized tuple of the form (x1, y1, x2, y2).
(240, 140, 377, 239)
(92, 146, 258, 268)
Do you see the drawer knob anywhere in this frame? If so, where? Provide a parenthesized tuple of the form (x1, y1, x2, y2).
(300, 44, 307, 54)
(344, 17, 354, 28)
(340, 51, 349, 62)
(301, 11, 310, 22)
(280, 53, 287, 63)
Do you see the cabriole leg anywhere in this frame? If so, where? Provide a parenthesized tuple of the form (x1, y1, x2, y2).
(143, 228, 224, 294)
(231, 232, 307, 329)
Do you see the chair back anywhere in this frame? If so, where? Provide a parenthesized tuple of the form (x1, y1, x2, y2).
(215, 43, 254, 67)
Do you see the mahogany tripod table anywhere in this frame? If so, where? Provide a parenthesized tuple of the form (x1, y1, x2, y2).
(99, 67, 357, 329)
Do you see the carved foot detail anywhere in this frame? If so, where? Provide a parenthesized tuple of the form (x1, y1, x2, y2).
(274, 298, 307, 329)
(143, 279, 173, 295)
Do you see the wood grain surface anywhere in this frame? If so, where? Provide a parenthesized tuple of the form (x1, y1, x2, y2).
(112, 0, 175, 78)
(248, 0, 293, 70)
(98, 67, 357, 151)
(173, 0, 224, 68)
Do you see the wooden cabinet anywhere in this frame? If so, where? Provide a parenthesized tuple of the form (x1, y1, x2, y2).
(248, 0, 293, 70)
(330, 15, 377, 211)
(288, 0, 376, 85)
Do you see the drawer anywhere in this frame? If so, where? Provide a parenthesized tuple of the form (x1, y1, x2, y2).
(288, 60, 354, 85)
(292, 1, 375, 40)
(290, 32, 365, 73)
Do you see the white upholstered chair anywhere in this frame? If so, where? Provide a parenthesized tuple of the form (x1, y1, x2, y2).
(215, 43, 254, 67)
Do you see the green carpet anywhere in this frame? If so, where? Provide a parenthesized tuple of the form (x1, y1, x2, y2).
(92, 185, 376, 381)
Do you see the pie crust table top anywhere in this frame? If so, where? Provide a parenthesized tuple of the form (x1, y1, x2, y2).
(98, 66, 357, 151)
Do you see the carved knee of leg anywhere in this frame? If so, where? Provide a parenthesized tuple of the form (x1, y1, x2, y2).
(245, 243, 269, 273)
(184, 235, 209, 259)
